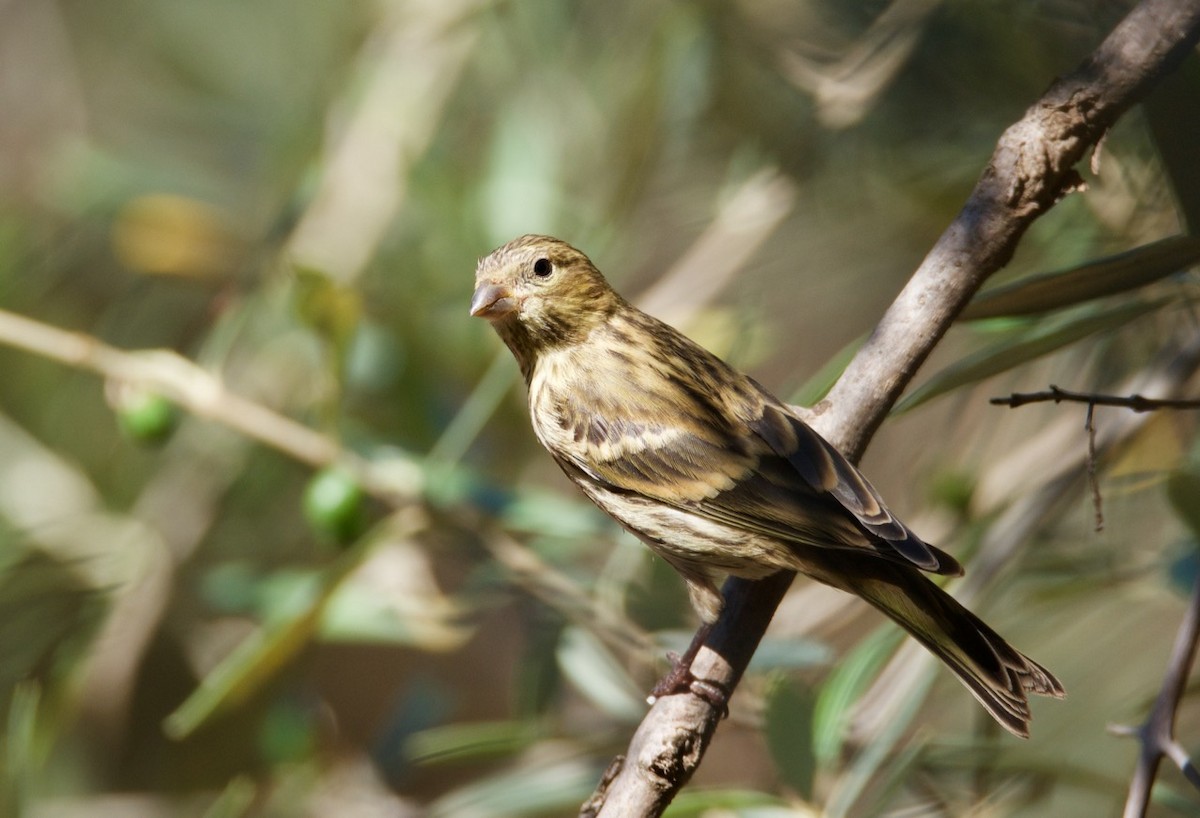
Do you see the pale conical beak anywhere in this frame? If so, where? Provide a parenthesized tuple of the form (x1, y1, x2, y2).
(470, 283, 516, 318)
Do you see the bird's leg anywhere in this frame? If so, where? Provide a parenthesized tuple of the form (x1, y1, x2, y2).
(648, 622, 730, 713)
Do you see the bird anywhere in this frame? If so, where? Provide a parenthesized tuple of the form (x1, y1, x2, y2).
(470, 234, 1064, 737)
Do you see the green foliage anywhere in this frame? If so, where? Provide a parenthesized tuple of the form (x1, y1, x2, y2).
(762, 673, 818, 800)
(0, 1, 1197, 815)
(895, 298, 1169, 413)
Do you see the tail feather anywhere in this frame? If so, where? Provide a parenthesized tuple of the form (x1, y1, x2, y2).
(809, 553, 1064, 738)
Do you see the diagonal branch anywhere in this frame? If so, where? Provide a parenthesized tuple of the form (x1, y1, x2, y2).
(585, 1, 1200, 814)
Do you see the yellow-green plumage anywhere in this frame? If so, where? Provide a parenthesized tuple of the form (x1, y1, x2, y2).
(472, 234, 1064, 737)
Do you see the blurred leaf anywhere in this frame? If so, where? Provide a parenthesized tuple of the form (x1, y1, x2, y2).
(626, 555, 693, 632)
(789, 334, 863, 408)
(1167, 470, 1200, 540)
(373, 676, 454, 786)
(292, 265, 363, 356)
(823, 672, 937, 818)
(663, 789, 788, 817)
(812, 628, 903, 764)
(480, 96, 564, 245)
(962, 236, 1200, 320)
(344, 319, 405, 393)
(747, 637, 833, 672)
(319, 577, 473, 650)
(164, 540, 371, 739)
(516, 613, 566, 717)
(405, 720, 543, 767)
(556, 625, 645, 722)
(0, 551, 103, 694)
(926, 468, 976, 515)
(201, 775, 257, 818)
(655, 631, 831, 674)
(895, 298, 1167, 413)
(762, 673, 817, 801)
(427, 758, 600, 818)
(1148, 779, 1200, 816)
(163, 589, 324, 740)
(502, 488, 605, 540)
(2, 681, 40, 815)
(257, 698, 317, 764)
(112, 193, 243, 279)
(1167, 545, 1200, 597)
(1145, 53, 1200, 233)
(428, 350, 516, 467)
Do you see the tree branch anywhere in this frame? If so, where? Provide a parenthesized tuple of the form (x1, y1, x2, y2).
(1111, 573, 1200, 818)
(586, 1, 1200, 814)
(992, 384, 1200, 411)
(0, 307, 423, 503)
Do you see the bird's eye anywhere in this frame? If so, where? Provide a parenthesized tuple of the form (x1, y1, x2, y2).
(532, 258, 553, 277)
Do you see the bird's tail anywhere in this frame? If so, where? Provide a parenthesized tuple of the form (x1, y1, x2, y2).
(813, 554, 1065, 738)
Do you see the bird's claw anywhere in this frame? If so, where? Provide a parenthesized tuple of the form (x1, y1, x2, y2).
(647, 655, 730, 718)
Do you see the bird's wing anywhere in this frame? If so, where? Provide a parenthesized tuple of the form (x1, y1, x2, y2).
(738, 398, 961, 574)
(552, 385, 959, 575)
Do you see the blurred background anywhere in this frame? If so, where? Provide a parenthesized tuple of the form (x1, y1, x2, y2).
(1, 0, 1199, 815)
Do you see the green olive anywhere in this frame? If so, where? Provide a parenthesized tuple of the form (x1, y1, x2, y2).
(116, 388, 178, 445)
(303, 468, 365, 545)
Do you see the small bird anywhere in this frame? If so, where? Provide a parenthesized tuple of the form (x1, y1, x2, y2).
(471, 234, 1064, 737)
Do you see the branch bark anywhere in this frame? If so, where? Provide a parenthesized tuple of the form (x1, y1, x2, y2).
(586, 1, 1200, 814)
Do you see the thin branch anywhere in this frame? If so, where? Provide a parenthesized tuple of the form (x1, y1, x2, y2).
(992, 383, 1200, 411)
(992, 381, 1200, 532)
(0, 306, 669, 677)
(0, 307, 422, 503)
(1085, 402, 1104, 532)
(1111, 572, 1200, 818)
(587, 1, 1200, 814)
(850, 331, 1200, 748)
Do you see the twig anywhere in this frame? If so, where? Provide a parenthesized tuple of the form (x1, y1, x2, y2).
(992, 383, 1200, 531)
(849, 332, 1200, 750)
(1085, 402, 1104, 531)
(0, 307, 422, 504)
(1110, 572, 1200, 818)
(586, 1, 1200, 814)
(483, 531, 659, 676)
(0, 305, 672, 712)
(991, 384, 1200, 411)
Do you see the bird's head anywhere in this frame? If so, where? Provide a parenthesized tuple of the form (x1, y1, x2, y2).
(471, 235, 621, 367)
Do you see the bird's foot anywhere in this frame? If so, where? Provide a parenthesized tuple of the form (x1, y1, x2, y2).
(647, 650, 692, 701)
(647, 646, 730, 717)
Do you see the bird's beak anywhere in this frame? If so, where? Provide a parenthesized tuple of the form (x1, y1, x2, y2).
(470, 282, 516, 318)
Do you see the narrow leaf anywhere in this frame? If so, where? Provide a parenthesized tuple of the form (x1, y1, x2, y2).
(1167, 471, 1200, 540)
(812, 628, 903, 764)
(789, 334, 863, 408)
(895, 299, 1166, 413)
(406, 720, 543, 767)
(762, 673, 818, 801)
(556, 626, 645, 722)
(428, 758, 600, 818)
(201, 776, 257, 818)
(663, 789, 787, 817)
(962, 235, 1200, 320)
(164, 538, 374, 739)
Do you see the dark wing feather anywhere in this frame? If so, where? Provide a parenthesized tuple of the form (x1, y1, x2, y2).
(744, 398, 962, 575)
